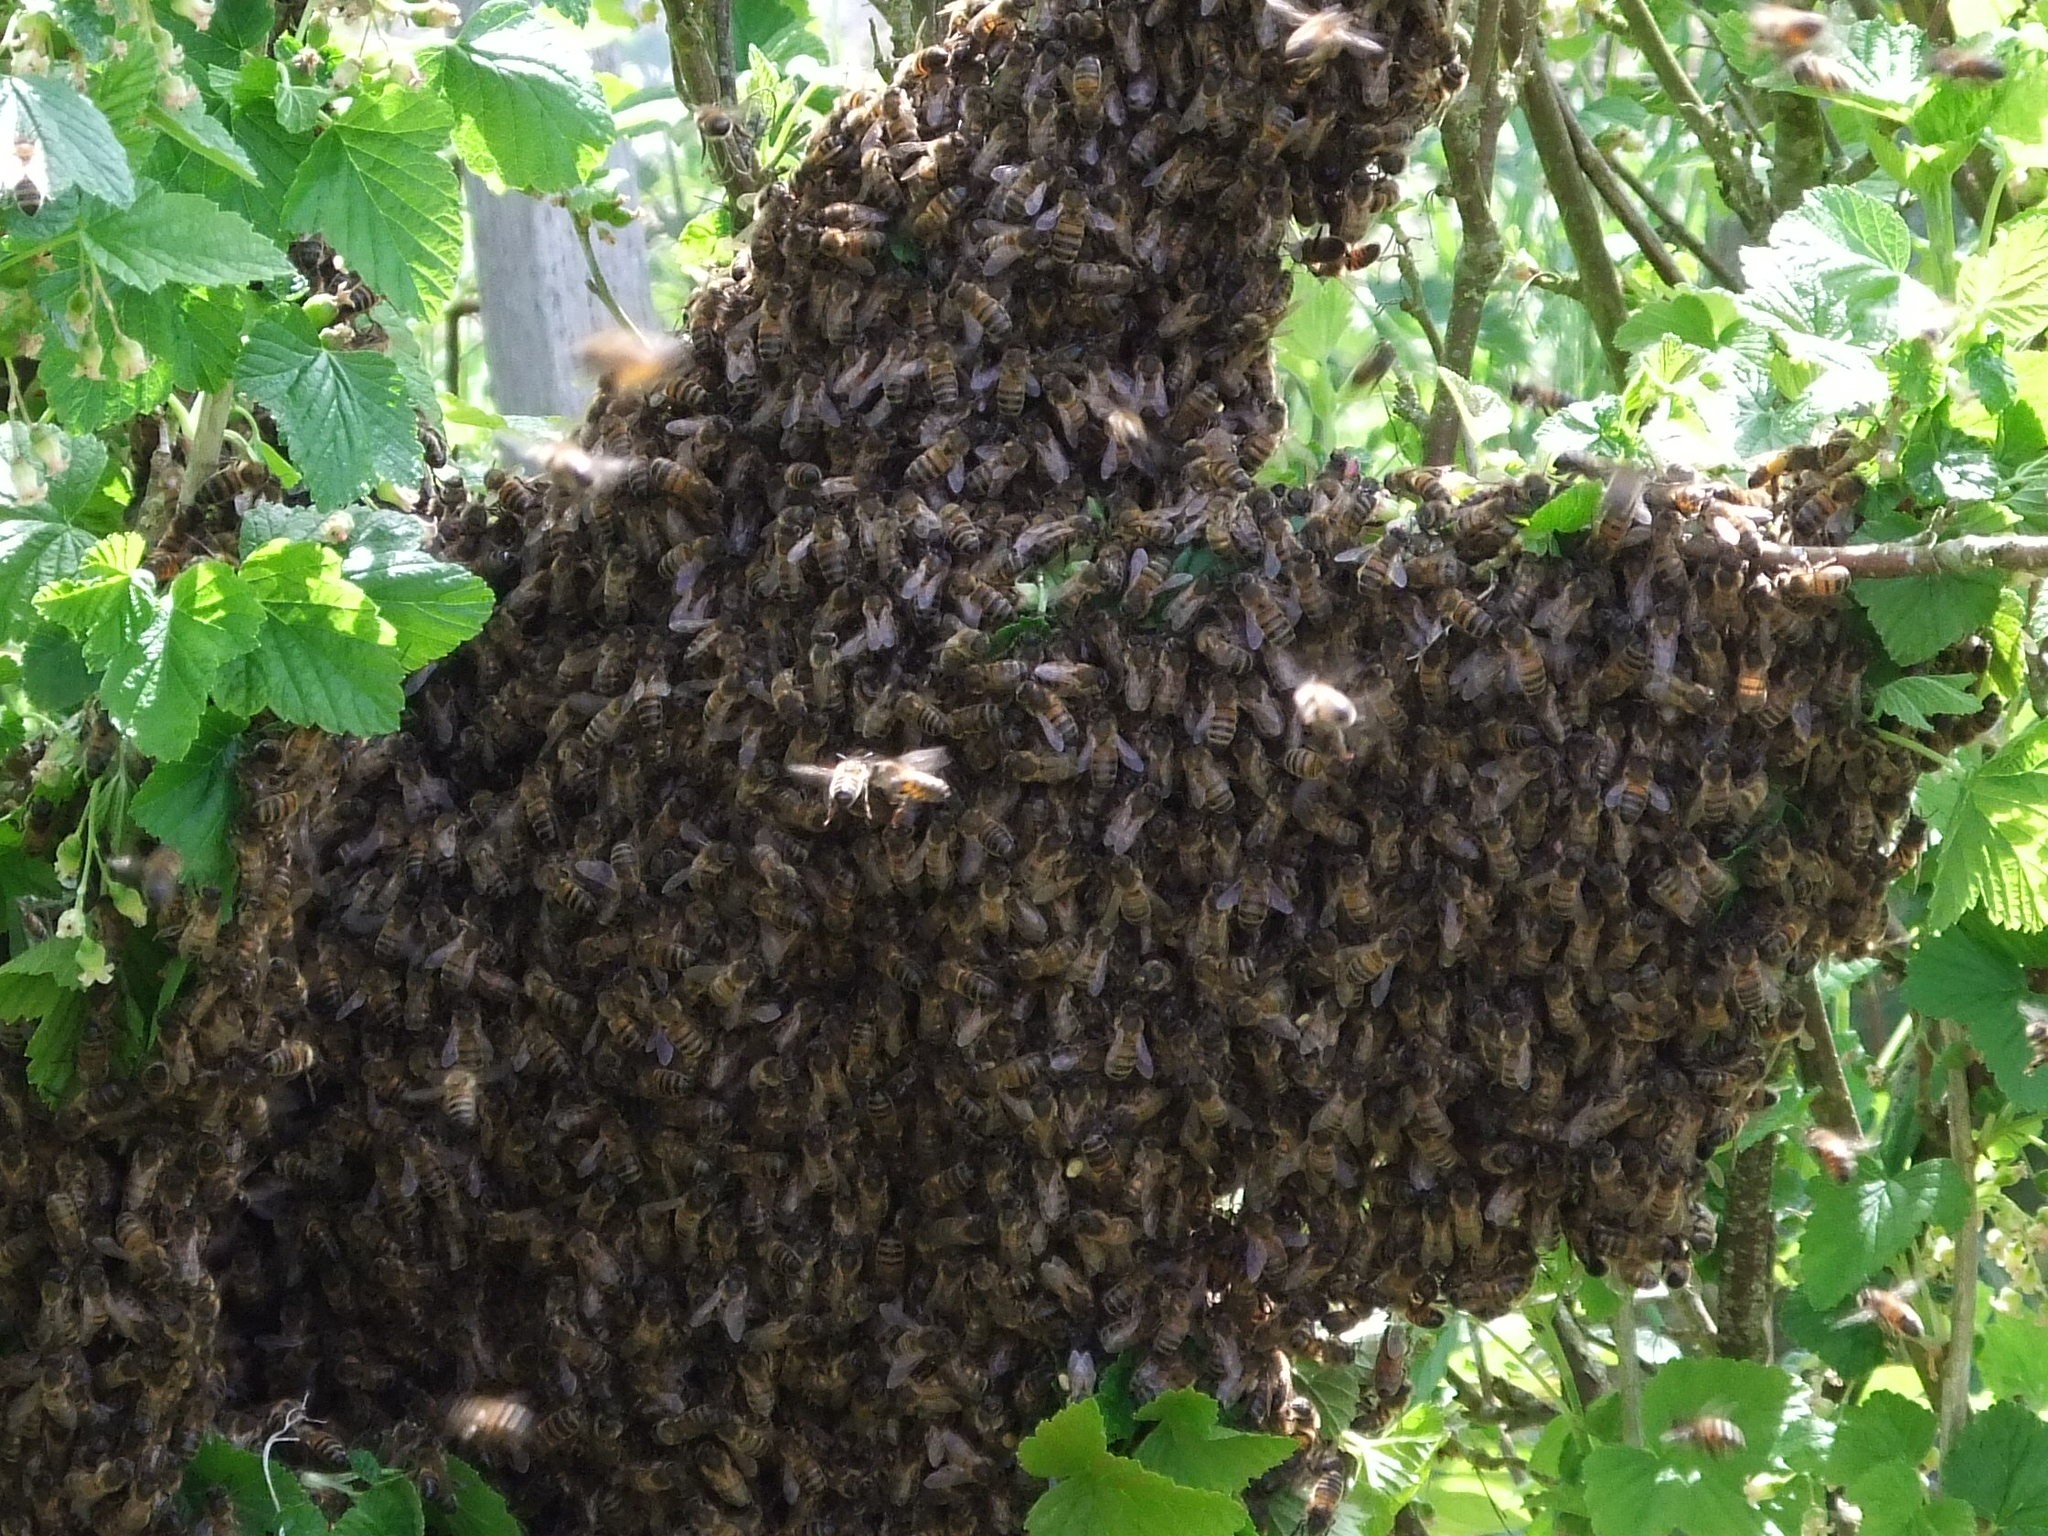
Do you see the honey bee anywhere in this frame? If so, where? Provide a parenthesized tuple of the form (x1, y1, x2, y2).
(1663, 1414, 1747, 1456)
(1590, 466, 1646, 554)
(789, 748, 953, 821)
(1848, 1283, 1925, 1339)
(1747, 3, 1827, 52)
(1788, 50, 1851, 90)
(1932, 46, 2006, 80)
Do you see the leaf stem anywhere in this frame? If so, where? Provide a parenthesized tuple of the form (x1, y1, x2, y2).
(1614, 1290, 1644, 1448)
(177, 383, 235, 517)
(1939, 1024, 1979, 1454)
(574, 221, 643, 338)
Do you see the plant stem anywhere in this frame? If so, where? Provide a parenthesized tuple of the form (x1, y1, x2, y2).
(576, 222, 643, 337)
(1556, 93, 1685, 289)
(1520, 54, 1630, 382)
(1768, 91, 1828, 215)
(1614, 1290, 1644, 1448)
(1940, 1025, 1979, 1454)
(175, 384, 235, 518)
(1716, 1134, 1778, 1362)
(654, 0, 754, 210)
(1796, 972, 1864, 1139)
(1752, 531, 2048, 577)
(1609, 0, 1773, 236)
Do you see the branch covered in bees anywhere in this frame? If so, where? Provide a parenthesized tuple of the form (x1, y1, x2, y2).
(1751, 532, 2048, 578)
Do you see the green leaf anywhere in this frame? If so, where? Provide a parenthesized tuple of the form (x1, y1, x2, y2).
(1021, 1400, 1114, 1481)
(421, 0, 614, 192)
(1856, 570, 2006, 666)
(1797, 185, 1914, 272)
(1946, 1399, 2048, 1535)
(0, 74, 135, 205)
(340, 547, 493, 669)
(20, 625, 92, 713)
(147, 88, 310, 240)
(1132, 1390, 1297, 1496)
(1518, 480, 1604, 556)
(75, 184, 291, 290)
(234, 539, 408, 735)
(1583, 1446, 1762, 1536)
(0, 507, 99, 647)
(1852, 1462, 1975, 1536)
(244, 501, 428, 553)
(1828, 1391, 1934, 1485)
(24, 988, 86, 1105)
(1916, 723, 2048, 932)
(147, 99, 260, 183)
(1615, 291, 1736, 352)
(1094, 1355, 1140, 1447)
(1980, 1311, 2048, 1407)
(1027, 1450, 1248, 1536)
(334, 1474, 425, 1536)
(1901, 926, 2048, 1106)
(281, 85, 462, 317)
(1741, 187, 1917, 350)
(98, 562, 263, 760)
(1871, 673, 1981, 731)
(1289, 1355, 1363, 1437)
(181, 1435, 328, 1536)
(119, 284, 246, 395)
(426, 1456, 523, 1536)
(239, 318, 424, 510)
(1800, 1160, 1968, 1307)
(1962, 213, 2048, 347)
(34, 531, 153, 666)
(1351, 1403, 1450, 1534)
(132, 710, 244, 887)
(0, 934, 80, 1022)
(1641, 1356, 1819, 1476)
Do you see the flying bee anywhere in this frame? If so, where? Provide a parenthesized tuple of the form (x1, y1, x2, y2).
(574, 328, 688, 393)
(1266, 0, 1384, 68)
(1788, 50, 1851, 90)
(1804, 1126, 1871, 1182)
(1932, 46, 2006, 80)
(1845, 1283, 1924, 1339)
(1663, 1414, 1746, 1457)
(1590, 465, 1646, 553)
(788, 748, 953, 822)
(446, 1395, 536, 1455)
(1747, 3, 1828, 52)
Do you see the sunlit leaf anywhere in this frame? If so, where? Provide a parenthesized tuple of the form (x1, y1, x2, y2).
(1800, 1160, 1968, 1307)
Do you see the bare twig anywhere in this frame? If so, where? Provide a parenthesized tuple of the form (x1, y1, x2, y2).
(1395, 239, 1446, 362)
(1796, 974, 1864, 1140)
(1940, 1025, 1979, 1455)
(1751, 532, 2048, 578)
(443, 297, 480, 398)
(1604, 153, 1745, 290)
(576, 222, 643, 337)
(1548, 1303, 1611, 1407)
(1520, 52, 1630, 381)
(174, 384, 234, 518)
(1715, 1135, 1778, 1362)
(1614, 1291, 1645, 1447)
(1557, 97, 1686, 288)
(1423, 0, 1529, 464)
(1610, 0, 1774, 236)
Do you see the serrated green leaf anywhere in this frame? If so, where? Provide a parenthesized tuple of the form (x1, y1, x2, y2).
(1901, 925, 2048, 1108)
(1615, 291, 1736, 352)
(239, 318, 424, 510)
(41, 430, 109, 520)
(34, 532, 152, 666)
(0, 935, 76, 1024)
(75, 184, 291, 290)
(1800, 1160, 1968, 1306)
(1584, 1445, 1761, 1536)
(281, 85, 462, 317)
(1916, 723, 2048, 932)
(1798, 185, 1915, 272)
(421, 0, 614, 192)
(1640, 1357, 1818, 1476)
(181, 1435, 328, 1536)
(1871, 673, 1981, 731)
(20, 624, 91, 713)
(0, 509, 98, 646)
(1741, 187, 1916, 349)
(1289, 1355, 1363, 1437)
(334, 1474, 425, 1536)
(147, 99, 260, 183)
(1962, 213, 2048, 347)
(98, 562, 263, 761)
(339, 547, 493, 671)
(1855, 570, 2005, 666)
(1094, 1354, 1139, 1446)
(118, 284, 246, 396)
(132, 709, 243, 887)
(1979, 1311, 2048, 1407)
(146, 88, 310, 240)
(1021, 1400, 1111, 1480)
(1946, 1399, 2048, 1534)
(1131, 1390, 1296, 1496)
(427, 1456, 523, 1536)
(1026, 1448, 1247, 1536)
(1851, 1462, 1973, 1536)
(1828, 1391, 1934, 1485)
(234, 539, 408, 735)
(0, 74, 135, 205)
(243, 502, 427, 553)
(24, 989, 87, 1105)
(37, 314, 174, 432)
(1518, 480, 1603, 556)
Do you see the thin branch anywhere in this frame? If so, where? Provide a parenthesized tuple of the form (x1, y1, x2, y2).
(576, 221, 643, 337)
(1547, 1303, 1610, 1408)
(1940, 1025, 1979, 1455)
(1715, 1134, 1778, 1362)
(1751, 532, 2048, 578)
(1520, 51, 1630, 382)
(1423, 0, 1528, 464)
(174, 383, 234, 518)
(1610, 0, 1774, 236)
(1395, 238, 1446, 362)
(1556, 87, 1687, 289)
(654, 0, 754, 211)
(1796, 973, 1864, 1140)
(1614, 1291, 1645, 1447)
(1605, 152, 1745, 290)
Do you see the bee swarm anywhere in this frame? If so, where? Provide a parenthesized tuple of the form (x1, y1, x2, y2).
(0, 0, 1995, 1527)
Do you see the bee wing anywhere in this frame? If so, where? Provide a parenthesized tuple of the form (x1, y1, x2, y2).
(785, 764, 839, 786)
(1262, 0, 1315, 25)
(892, 748, 953, 773)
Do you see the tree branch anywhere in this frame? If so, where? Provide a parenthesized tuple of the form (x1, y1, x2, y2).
(1556, 88, 1686, 289)
(1715, 1135, 1778, 1362)
(1610, 0, 1774, 236)
(1750, 532, 2048, 578)
(1769, 91, 1828, 215)
(1520, 53, 1630, 382)
(1939, 1026, 1979, 1455)
(1604, 152, 1745, 290)
(654, 0, 754, 211)
(1796, 973, 1864, 1140)
(1423, 0, 1527, 465)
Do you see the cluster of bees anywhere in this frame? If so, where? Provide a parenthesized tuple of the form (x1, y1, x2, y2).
(0, 0, 2000, 1527)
